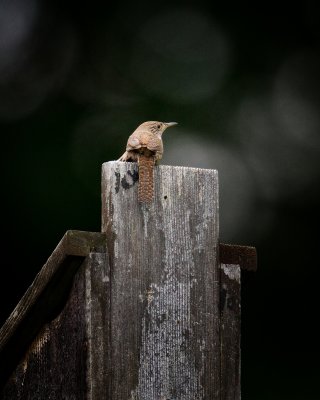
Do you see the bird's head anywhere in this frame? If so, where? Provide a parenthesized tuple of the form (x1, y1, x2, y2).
(138, 121, 178, 136)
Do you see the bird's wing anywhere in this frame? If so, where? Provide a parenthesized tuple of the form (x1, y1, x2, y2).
(146, 135, 162, 152)
(126, 135, 142, 150)
(126, 131, 158, 150)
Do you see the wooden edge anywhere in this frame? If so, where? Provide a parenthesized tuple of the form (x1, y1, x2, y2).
(0, 230, 105, 353)
(0, 230, 106, 390)
(220, 263, 241, 400)
(65, 230, 106, 256)
(219, 243, 257, 272)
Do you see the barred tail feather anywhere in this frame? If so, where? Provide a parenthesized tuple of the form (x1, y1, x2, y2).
(138, 154, 155, 203)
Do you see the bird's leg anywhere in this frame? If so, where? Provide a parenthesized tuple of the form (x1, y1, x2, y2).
(118, 151, 129, 161)
(118, 151, 138, 162)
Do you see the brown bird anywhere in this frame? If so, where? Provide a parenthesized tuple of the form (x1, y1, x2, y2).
(118, 121, 177, 203)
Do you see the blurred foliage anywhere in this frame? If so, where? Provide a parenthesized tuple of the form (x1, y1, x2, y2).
(1, 1, 320, 398)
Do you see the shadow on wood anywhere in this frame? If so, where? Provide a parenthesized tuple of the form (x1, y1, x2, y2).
(0, 231, 106, 392)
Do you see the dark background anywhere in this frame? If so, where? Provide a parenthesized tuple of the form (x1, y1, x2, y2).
(1, 1, 320, 398)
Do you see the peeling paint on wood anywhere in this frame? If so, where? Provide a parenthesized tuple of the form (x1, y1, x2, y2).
(221, 264, 241, 283)
(102, 161, 220, 400)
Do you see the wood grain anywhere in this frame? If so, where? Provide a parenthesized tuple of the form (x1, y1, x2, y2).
(1, 257, 89, 399)
(0, 230, 106, 391)
(102, 161, 220, 399)
(85, 252, 111, 400)
(0, 163, 249, 399)
(1, 251, 110, 400)
(220, 263, 241, 400)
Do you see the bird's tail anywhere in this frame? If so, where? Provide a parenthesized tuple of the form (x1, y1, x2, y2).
(138, 154, 155, 203)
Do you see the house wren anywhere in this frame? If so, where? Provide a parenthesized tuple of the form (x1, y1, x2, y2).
(118, 121, 177, 203)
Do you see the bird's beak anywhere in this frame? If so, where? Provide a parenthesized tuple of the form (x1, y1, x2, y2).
(164, 122, 178, 127)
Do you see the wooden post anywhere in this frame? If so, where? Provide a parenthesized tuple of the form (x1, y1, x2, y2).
(219, 243, 256, 399)
(102, 161, 220, 399)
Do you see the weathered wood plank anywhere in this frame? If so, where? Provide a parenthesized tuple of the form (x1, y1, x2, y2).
(220, 263, 241, 400)
(1, 251, 110, 400)
(1, 257, 89, 399)
(0, 230, 106, 390)
(219, 243, 257, 272)
(102, 161, 220, 400)
(85, 252, 111, 400)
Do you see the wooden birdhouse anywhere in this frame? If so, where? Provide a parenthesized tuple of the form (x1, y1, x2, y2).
(0, 162, 256, 399)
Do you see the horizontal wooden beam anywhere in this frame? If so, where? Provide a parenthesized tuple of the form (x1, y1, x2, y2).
(219, 243, 257, 271)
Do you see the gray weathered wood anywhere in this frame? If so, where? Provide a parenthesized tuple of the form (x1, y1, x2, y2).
(85, 252, 111, 400)
(2, 257, 89, 400)
(0, 230, 106, 391)
(102, 161, 220, 399)
(1, 251, 110, 399)
(0, 162, 252, 399)
(220, 263, 241, 400)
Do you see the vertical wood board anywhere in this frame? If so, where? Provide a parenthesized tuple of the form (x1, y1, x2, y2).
(85, 252, 111, 400)
(1, 252, 110, 400)
(220, 263, 241, 400)
(1, 259, 88, 399)
(102, 161, 220, 400)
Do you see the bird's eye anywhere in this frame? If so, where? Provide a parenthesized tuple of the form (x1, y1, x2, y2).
(157, 124, 161, 129)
